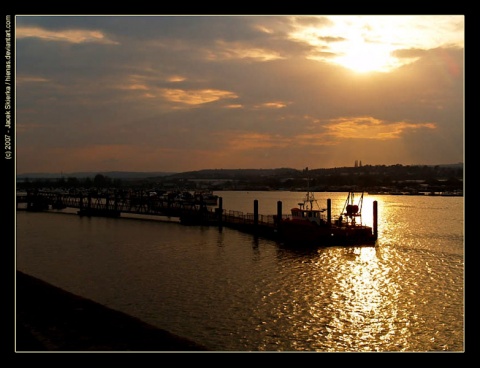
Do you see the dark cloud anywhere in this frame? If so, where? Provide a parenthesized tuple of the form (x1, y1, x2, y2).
(17, 15, 292, 43)
(318, 36, 346, 43)
(293, 16, 332, 28)
(392, 47, 428, 59)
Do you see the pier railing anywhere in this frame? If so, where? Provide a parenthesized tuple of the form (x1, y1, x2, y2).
(222, 210, 276, 227)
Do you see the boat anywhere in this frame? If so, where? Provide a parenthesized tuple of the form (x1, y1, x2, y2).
(193, 190, 219, 206)
(279, 189, 377, 247)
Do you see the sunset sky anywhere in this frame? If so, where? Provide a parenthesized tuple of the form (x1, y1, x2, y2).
(15, 15, 464, 174)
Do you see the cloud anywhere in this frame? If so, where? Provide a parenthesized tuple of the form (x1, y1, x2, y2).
(324, 117, 437, 140)
(120, 83, 149, 91)
(254, 101, 289, 109)
(292, 16, 333, 29)
(287, 15, 464, 73)
(161, 88, 238, 105)
(16, 75, 50, 84)
(16, 26, 119, 44)
(167, 75, 186, 82)
(206, 40, 285, 62)
(392, 48, 427, 59)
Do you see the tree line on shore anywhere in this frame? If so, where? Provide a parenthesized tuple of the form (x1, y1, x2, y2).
(16, 164, 463, 194)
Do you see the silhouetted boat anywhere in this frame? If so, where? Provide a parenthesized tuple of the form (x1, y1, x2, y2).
(279, 189, 377, 247)
(193, 190, 219, 206)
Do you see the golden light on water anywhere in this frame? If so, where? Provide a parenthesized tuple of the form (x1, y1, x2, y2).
(254, 193, 454, 350)
(278, 220, 429, 352)
(324, 247, 390, 351)
(257, 241, 411, 351)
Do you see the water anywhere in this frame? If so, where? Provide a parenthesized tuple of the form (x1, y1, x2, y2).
(15, 191, 464, 352)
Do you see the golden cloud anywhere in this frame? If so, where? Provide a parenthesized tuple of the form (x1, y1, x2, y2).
(16, 75, 50, 84)
(16, 26, 119, 44)
(161, 88, 238, 105)
(206, 40, 285, 62)
(120, 83, 149, 91)
(254, 101, 288, 109)
(325, 116, 436, 140)
(167, 75, 186, 82)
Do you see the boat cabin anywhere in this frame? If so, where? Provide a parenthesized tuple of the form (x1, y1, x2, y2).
(290, 207, 326, 226)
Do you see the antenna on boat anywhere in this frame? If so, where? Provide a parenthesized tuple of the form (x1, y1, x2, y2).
(300, 167, 321, 211)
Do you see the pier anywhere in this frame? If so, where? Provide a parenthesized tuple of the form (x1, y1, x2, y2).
(16, 190, 280, 235)
(16, 190, 378, 244)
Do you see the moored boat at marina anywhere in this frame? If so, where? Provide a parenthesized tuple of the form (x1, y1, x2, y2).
(279, 190, 377, 247)
(193, 190, 219, 206)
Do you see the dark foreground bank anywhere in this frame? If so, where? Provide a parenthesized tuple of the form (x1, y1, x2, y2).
(15, 271, 209, 352)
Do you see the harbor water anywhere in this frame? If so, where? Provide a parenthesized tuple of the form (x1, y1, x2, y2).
(15, 191, 464, 352)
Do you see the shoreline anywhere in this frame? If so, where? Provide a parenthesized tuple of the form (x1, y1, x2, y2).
(15, 270, 210, 352)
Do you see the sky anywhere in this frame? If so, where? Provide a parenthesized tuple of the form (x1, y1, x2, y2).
(14, 15, 464, 174)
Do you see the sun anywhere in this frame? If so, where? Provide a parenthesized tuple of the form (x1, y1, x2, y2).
(287, 16, 438, 74)
(288, 15, 463, 74)
(288, 24, 399, 74)
(334, 43, 396, 73)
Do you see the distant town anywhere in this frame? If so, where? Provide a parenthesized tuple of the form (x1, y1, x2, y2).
(16, 163, 463, 196)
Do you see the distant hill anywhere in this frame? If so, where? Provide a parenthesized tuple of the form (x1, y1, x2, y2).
(16, 171, 176, 180)
(429, 163, 463, 169)
(16, 163, 463, 182)
(160, 168, 300, 180)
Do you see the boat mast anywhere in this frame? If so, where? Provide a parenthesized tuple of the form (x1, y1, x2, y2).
(301, 167, 319, 211)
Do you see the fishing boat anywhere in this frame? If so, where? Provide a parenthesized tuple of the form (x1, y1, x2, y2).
(279, 189, 378, 247)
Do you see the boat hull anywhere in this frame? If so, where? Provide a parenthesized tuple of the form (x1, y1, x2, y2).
(279, 220, 376, 247)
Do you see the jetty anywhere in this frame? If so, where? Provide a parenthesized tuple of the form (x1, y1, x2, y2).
(16, 190, 378, 246)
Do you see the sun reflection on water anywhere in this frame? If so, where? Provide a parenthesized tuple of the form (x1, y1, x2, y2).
(324, 247, 393, 351)
(270, 244, 425, 352)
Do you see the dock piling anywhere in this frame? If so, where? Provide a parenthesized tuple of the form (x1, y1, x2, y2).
(276, 201, 282, 229)
(253, 200, 259, 230)
(217, 197, 223, 228)
(327, 198, 332, 226)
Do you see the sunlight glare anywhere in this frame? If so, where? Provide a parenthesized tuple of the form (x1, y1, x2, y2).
(289, 15, 464, 74)
(335, 42, 395, 73)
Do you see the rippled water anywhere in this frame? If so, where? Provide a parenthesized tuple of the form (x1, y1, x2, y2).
(15, 191, 464, 351)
